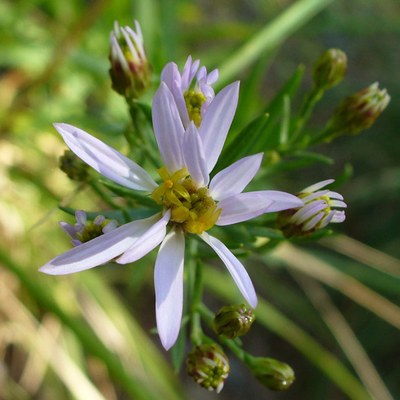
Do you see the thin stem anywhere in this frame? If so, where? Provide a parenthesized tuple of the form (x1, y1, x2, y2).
(188, 240, 203, 346)
(289, 86, 323, 145)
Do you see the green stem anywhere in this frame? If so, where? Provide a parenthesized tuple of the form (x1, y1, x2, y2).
(189, 241, 203, 346)
(289, 86, 324, 145)
(127, 100, 159, 166)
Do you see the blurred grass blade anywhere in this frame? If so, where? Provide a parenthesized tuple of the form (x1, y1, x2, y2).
(0, 250, 174, 400)
(271, 243, 400, 330)
(320, 234, 400, 278)
(79, 273, 185, 400)
(0, 279, 107, 400)
(217, 0, 335, 87)
(203, 265, 371, 400)
(292, 272, 394, 400)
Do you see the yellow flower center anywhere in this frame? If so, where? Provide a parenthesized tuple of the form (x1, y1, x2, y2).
(184, 90, 207, 127)
(151, 167, 221, 234)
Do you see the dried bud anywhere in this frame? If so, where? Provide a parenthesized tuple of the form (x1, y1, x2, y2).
(313, 48, 347, 90)
(186, 344, 230, 393)
(60, 211, 118, 246)
(109, 20, 151, 100)
(327, 82, 390, 136)
(214, 304, 255, 339)
(277, 179, 346, 237)
(248, 357, 295, 391)
(59, 150, 89, 182)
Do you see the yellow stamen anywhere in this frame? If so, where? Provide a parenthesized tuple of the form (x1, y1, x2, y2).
(151, 166, 220, 234)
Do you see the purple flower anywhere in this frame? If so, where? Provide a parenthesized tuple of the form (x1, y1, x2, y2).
(40, 79, 302, 350)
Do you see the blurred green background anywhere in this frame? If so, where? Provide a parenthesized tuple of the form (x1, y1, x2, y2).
(1, 0, 399, 399)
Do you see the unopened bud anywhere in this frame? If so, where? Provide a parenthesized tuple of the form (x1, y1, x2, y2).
(313, 48, 347, 90)
(109, 20, 151, 100)
(327, 82, 390, 136)
(186, 344, 230, 393)
(59, 150, 89, 182)
(248, 356, 295, 391)
(214, 304, 255, 339)
(277, 179, 346, 237)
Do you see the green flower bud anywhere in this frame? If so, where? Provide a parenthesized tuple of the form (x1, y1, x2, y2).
(214, 304, 255, 339)
(248, 357, 295, 391)
(59, 150, 89, 182)
(313, 48, 347, 90)
(327, 82, 390, 137)
(186, 344, 230, 393)
(109, 20, 151, 100)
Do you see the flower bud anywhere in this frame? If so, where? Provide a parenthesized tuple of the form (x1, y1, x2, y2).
(313, 48, 347, 90)
(327, 82, 390, 136)
(248, 357, 295, 391)
(214, 304, 255, 339)
(59, 150, 89, 182)
(186, 344, 230, 393)
(60, 211, 118, 246)
(277, 179, 346, 237)
(109, 20, 151, 100)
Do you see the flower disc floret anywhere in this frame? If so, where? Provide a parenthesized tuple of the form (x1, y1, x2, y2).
(151, 166, 221, 234)
(184, 90, 207, 127)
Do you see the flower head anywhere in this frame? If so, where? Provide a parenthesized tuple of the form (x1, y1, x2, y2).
(40, 68, 302, 350)
(109, 20, 151, 99)
(278, 179, 346, 236)
(60, 211, 118, 247)
(214, 304, 255, 339)
(327, 82, 390, 137)
(161, 56, 219, 127)
(313, 48, 347, 91)
(248, 357, 295, 391)
(186, 344, 230, 393)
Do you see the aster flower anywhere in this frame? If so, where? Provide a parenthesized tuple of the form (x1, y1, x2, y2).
(278, 179, 346, 236)
(40, 79, 302, 350)
(161, 56, 219, 127)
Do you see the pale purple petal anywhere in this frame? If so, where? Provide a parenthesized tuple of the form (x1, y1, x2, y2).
(200, 232, 257, 308)
(300, 179, 334, 193)
(217, 191, 303, 226)
(154, 229, 185, 350)
(209, 153, 263, 201)
(182, 123, 209, 187)
(39, 215, 159, 275)
(116, 210, 170, 264)
(152, 83, 185, 173)
(54, 123, 157, 191)
(331, 210, 346, 223)
(199, 82, 240, 173)
(302, 213, 324, 231)
(329, 200, 347, 208)
(290, 200, 326, 224)
(161, 62, 179, 90)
